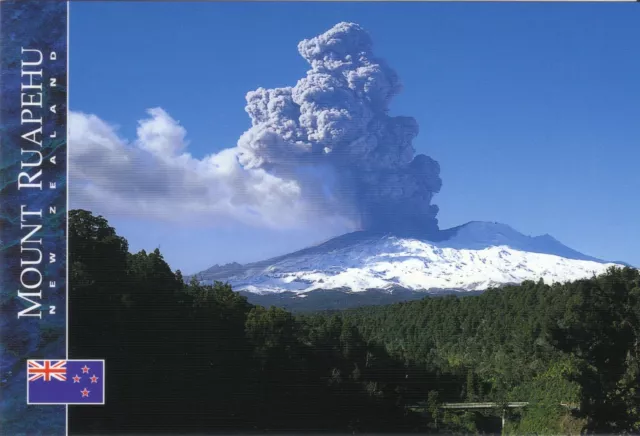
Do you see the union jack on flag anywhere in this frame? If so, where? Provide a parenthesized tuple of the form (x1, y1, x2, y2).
(28, 360, 67, 382)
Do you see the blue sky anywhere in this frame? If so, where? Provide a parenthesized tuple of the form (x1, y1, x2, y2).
(70, 2, 639, 273)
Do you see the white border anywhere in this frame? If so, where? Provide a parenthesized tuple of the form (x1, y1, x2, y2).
(26, 359, 106, 406)
(65, 0, 70, 364)
(65, 2, 71, 434)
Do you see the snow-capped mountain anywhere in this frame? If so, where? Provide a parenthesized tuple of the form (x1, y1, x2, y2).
(193, 221, 626, 295)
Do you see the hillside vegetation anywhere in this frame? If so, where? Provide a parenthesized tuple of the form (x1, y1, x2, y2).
(69, 209, 640, 434)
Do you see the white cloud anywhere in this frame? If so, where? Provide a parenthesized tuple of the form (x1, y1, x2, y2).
(69, 109, 350, 230)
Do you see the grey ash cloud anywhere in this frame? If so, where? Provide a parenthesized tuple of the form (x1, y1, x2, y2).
(70, 22, 442, 234)
(238, 22, 442, 234)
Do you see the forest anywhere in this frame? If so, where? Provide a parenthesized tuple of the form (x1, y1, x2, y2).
(68, 209, 640, 434)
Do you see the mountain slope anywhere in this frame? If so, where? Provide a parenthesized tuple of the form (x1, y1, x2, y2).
(193, 221, 625, 295)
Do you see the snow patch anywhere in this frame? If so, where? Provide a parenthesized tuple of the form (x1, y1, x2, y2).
(197, 228, 624, 294)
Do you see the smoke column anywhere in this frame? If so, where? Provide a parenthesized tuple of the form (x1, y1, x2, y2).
(237, 22, 442, 235)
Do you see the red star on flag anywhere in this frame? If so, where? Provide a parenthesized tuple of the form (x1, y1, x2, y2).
(81, 365, 90, 374)
(90, 375, 99, 384)
(72, 375, 81, 383)
(81, 388, 90, 398)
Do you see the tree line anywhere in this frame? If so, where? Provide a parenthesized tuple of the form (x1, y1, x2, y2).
(68, 209, 640, 434)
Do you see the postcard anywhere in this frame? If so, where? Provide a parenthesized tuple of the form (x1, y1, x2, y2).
(1, 1, 638, 435)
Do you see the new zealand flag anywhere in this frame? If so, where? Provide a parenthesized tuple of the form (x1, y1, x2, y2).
(27, 359, 105, 405)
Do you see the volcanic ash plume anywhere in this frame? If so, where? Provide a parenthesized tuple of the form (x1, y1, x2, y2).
(237, 22, 442, 235)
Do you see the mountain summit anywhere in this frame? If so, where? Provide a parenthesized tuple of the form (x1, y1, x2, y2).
(193, 221, 625, 295)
